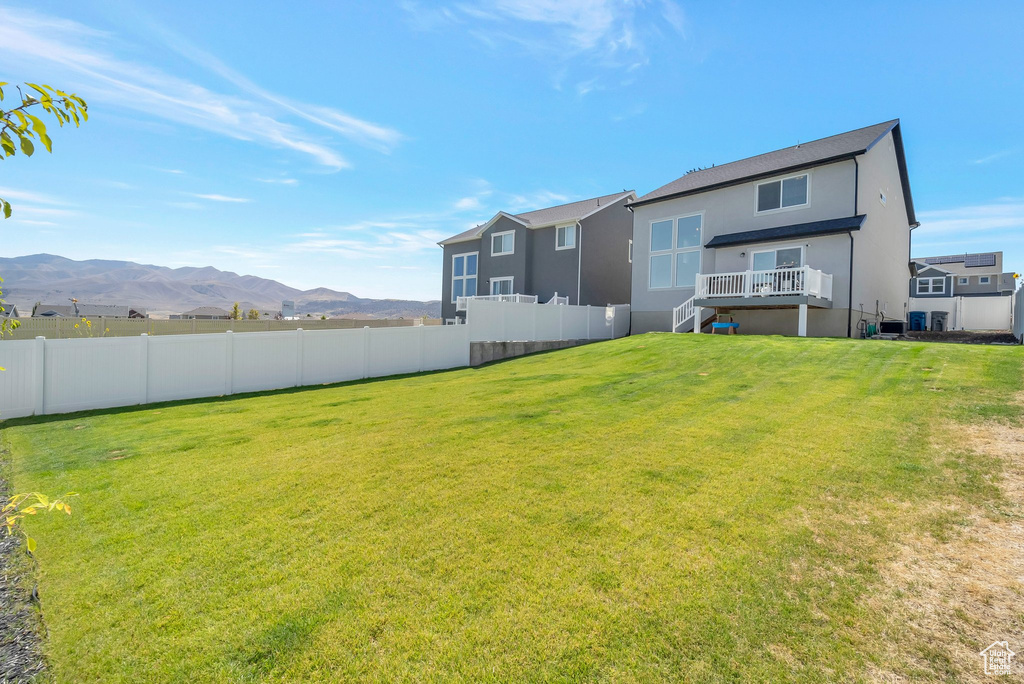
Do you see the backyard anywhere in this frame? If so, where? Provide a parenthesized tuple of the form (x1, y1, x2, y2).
(2, 334, 1022, 682)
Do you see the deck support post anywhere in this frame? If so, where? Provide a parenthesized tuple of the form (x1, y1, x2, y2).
(798, 304, 808, 337)
(694, 306, 702, 333)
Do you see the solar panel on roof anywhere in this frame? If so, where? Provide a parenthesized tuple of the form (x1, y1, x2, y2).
(965, 253, 996, 268)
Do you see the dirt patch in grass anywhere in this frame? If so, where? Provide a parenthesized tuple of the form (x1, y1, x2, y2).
(866, 418, 1024, 682)
(0, 445, 47, 683)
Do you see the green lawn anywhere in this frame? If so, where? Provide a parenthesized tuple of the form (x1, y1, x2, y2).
(3, 334, 1021, 682)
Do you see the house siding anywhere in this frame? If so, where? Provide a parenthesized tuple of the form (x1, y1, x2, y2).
(630, 159, 858, 335)
(580, 195, 633, 305)
(441, 240, 482, 320)
(529, 224, 580, 304)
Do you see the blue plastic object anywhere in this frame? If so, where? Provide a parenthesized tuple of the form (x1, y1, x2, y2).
(909, 311, 927, 331)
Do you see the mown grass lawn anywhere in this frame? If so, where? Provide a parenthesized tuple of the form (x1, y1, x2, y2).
(3, 334, 1022, 682)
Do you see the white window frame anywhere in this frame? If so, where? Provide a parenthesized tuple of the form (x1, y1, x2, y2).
(917, 277, 945, 295)
(490, 276, 514, 295)
(555, 224, 576, 250)
(749, 244, 806, 270)
(755, 172, 811, 215)
(648, 212, 703, 290)
(958, 277, 969, 285)
(980, 276, 991, 285)
(451, 251, 479, 303)
(491, 230, 515, 256)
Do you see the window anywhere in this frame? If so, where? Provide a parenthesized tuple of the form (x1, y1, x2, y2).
(879, 190, 887, 206)
(556, 224, 576, 250)
(490, 277, 513, 295)
(980, 276, 991, 285)
(752, 246, 803, 271)
(491, 230, 514, 256)
(451, 252, 478, 302)
(917, 277, 945, 295)
(958, 277, 969, 285)
(649, 213, 702, 289)
(756, 174, 809, 213)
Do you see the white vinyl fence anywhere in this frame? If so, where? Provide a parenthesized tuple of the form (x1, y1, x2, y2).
(909, 296, 1013, 331)
(0, 302, 629, 418)
(466, 299, 630, 342)
(1014, 289, 1024, 342)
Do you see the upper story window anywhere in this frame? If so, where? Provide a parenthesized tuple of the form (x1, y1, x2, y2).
(756, 174, 808, 213)
(980, 276, 991, 285)
(556, 224, 576, 250)
(491, 230, 515, 256)
(958, 277, 969, 285)
(451, 252, 478, 302)
(917, 277, 945, 295)
(649, 213, 702, 289)
(752, 246, 803, 271)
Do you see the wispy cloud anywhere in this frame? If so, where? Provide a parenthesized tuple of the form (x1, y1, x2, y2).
(0, 6, 402, 171)
(155, 168, 186, 175)
(192, 193, 252, 203)
(916, 201, 1024, 236)
(404, 0, 687, 79)
(256, 178, 299, 186)
(971, 148, 1019, 165)
(454, 196, 483, 210)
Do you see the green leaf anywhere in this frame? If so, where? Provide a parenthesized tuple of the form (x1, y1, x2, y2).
(19, 137, 34, 156)
(26, 115, 51, 152)
(26, 536, 36, 553)
(2, 200, 10, 219)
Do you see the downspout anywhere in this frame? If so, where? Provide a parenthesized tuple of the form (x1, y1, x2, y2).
(576, 219, 583, 305)
(847, 157, 859, 338)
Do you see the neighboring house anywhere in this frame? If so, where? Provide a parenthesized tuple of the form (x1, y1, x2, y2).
(173, 306, 233, 320)
(437, 191, 636, 321)
(911, 252, 1016, 298)
(627, 119, 917, 337)
(33, 303, 147, 318)
(1, 303, 19, 318)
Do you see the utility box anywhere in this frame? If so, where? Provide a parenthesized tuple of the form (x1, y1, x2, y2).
(909, 311, 927, 331)
(931, 311, 948, 332)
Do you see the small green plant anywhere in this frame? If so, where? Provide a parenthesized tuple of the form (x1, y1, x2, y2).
(72, 317, 109, 337)
(231, 302, 241, 320)
(246, 308, 260, 320)
(4, 492, 77, 553)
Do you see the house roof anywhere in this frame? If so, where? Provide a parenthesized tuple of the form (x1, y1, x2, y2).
(629, 120, 917, 226)
(704, 215, 866, 249)
(33, 303, 139, 317)
(438, 191, 636, 246)
(181, 306, 233, 316)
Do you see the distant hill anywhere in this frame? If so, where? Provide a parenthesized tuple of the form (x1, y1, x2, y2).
(0, 254, 440, 319)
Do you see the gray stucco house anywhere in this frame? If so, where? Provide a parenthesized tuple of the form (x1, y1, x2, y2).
(910, 252, 1016, 299)
(627, 120, 917, 337)
(438, 191, 636, 321)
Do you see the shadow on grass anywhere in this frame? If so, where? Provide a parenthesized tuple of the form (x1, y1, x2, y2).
(0, 366, 471, 428)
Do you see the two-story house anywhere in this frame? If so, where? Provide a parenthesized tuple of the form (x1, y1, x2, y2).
(626, 120, 917, 337)
(438, 191, 636, 322)
(911, 252, 1016, 299)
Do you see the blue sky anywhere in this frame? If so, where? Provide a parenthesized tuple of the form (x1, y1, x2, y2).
(2, 1, 1022, 300)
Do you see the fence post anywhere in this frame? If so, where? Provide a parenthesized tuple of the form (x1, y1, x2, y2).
(33, 336, 45, 415)
(558, 305, 565, 341)
(363, 326, 371, 378)
(295, 328, 304, 387)
(532, 302, 539, 341)
(140, 334, 150, 405)
(586, 305, 591, 340)
(224, 330, 234, 395)
(418, 323, 426, 372)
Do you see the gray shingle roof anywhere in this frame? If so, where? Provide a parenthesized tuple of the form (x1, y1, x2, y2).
(631, 120, 916, 225)
(704, 215, 866, 248)
(439, 191, 635, 245)
(181, 306, 233, 317)
(34, 303, 141, 317)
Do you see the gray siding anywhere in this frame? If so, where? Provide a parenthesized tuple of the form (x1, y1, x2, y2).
(478, 216, 530, 300)
(441, 240, 482, 320)
(580, 195, 633, 305)
(529, 223, 579, 304)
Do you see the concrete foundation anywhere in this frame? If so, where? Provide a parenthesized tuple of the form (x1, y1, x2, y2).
(470, 339, 593, 366)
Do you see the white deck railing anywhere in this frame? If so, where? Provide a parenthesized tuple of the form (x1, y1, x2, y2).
(546, 292, 569, 305)
(456, 293, 539, 311)
(672, 296, 695, 332)
(696, 266, 833, 300)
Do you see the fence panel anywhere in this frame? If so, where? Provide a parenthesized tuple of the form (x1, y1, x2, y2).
(231, 331, 299, 394)
(421, 324, 471, 371)
(43, 337, 144, 414)
(0, 340, 39, 418)
(301, 328, 367, 385)
(148, 334, 229, 403)
(367, 326, 422, 377)
(561, 306, 588, 339)
(1015, 290, 1024, 341)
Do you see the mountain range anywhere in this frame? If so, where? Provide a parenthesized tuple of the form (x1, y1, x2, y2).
(0, 254, 440, 319)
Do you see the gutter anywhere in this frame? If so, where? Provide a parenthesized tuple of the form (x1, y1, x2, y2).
(576, 219, 583, 305)
(847, 157, 859, 338)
